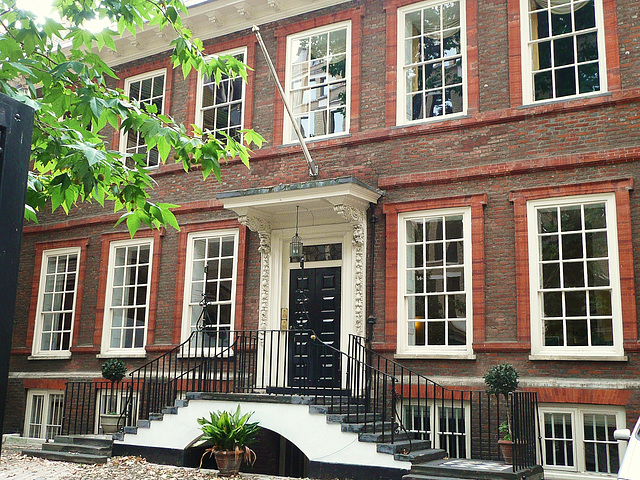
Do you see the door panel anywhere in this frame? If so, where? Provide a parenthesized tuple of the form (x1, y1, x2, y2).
(289, 267, 341, 388)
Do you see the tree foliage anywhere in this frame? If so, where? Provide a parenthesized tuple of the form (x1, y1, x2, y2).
(483, 363, 519, 400)
(0, 0, 264, 236)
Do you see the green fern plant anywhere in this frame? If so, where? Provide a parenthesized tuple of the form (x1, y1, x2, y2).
(197, 406, 260, 467)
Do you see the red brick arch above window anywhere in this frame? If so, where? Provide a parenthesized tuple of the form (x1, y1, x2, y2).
(509, 178, 636, 350)
(382, 193, 487, 352)
(22, 238, 90, 357)
(383, 0, 479, 127)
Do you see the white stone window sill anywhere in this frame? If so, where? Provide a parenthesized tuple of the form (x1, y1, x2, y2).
(393, 112, 470, 129)
(529, 353, 628, 362)
(394, 353, 476, 360)
(96, 352, 148, 359)
(28, 352, 72, 360)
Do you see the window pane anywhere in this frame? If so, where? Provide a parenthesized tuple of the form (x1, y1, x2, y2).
(404, 212, 468, 348)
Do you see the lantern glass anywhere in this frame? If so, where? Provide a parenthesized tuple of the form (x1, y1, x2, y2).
(290, 234, 303, 263)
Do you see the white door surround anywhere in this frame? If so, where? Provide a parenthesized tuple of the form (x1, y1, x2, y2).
(217, 176, 382, 343)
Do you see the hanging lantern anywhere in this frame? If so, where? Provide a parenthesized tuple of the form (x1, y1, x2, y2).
(289, 206, 304, 264)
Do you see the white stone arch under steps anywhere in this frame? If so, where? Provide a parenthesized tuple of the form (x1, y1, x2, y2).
(116, 396, 411, 471)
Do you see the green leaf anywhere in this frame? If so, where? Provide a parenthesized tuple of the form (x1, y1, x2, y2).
(126, 212, 141, 238)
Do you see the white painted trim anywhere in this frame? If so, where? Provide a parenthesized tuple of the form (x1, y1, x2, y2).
(283, 20, 352, 144)
(396, 206, 473, 356)
(194, 47, 247, 139)
(100, 238, 154, 355)
(31, 247, 81, 358)
(396, 0, 468, 125)
(538, 404, 625, 478)
(519, 0, 608, 105)
(400, 398, 472, 458)
(526, 193, 623, 358)
(180, 229, 239, 344)
(120, 68, 167, 169)
(271, 223, 356, 357)
(23, 389, 64, 440)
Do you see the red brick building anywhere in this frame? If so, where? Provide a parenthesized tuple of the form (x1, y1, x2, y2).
(6, 0, 640, 478)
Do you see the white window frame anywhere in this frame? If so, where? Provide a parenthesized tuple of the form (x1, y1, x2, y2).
(24, 389, 64, 440)
(283, 21, 352, 144)
(402, 400, 471, 458)
(120, 68, 167, 169)
(181, 229, 239, 346)
(397, 207, 473, 358)
(31, 247, 81, 358)
(527, 193, 623, 359)
(100, 238, 154, 356)
(396, 0, 468, 125)
(519, 0, 607, 105)
(195, 48, 247, 142)
(95, 388, 139, 433)
(539, 404, 625, 479)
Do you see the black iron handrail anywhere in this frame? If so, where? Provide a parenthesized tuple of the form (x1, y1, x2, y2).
(347, 334, 539, 471)
(62, 328, 539, 471)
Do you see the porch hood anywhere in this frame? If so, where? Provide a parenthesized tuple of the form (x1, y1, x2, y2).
(216, 176, 383, 229)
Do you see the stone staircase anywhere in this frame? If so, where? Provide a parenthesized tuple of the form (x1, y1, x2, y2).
(116, 393, 542, 480)
(22, 435, 113, 464)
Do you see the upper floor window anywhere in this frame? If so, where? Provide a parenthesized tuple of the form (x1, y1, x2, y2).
(122, 70, 166, 168)
(397, 208, 472, 356)
(284, 22, 350, 142)
(398, 0, 465, 124)
(182, 230, 238, 348)
(521, 0, 606, 103)
(32, 248, 80, 357)
(196, 49, 246, 142)
(527, 194, 622, 357)
(101, 239, 153, 354)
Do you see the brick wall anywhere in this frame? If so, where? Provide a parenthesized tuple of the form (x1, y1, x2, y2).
(7, 0, 640, 435)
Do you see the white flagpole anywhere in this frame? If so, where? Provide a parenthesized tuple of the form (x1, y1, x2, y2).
(252, 25, 319, 177)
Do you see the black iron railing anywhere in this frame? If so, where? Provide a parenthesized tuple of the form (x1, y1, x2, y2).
(62, 330, 539, 471)
(63, 380, 135, 435)
(347, 334, 540, 471)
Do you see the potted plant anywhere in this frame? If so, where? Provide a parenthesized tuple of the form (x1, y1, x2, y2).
(197, 406, 260, 476)
(484, 363, 519, 464)
(99, 358, 127, 434)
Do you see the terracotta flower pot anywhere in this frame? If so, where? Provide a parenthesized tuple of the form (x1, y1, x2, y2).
(214, 450, 244, 476)
(498, 439, 513, 464)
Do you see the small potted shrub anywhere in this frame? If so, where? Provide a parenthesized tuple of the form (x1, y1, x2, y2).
(484, 363, 519, 464)
(100, 359, 127, 434)
(198, 406, 260, 476)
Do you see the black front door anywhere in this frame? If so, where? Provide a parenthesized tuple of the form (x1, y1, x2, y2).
(289, 267, 341, 388)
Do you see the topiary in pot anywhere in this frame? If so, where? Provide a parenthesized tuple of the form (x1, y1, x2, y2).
(101, 358, 127, 383)
(100, 359, 127, 434)
(197, 406, 260, 476)
(484, 363, 519, 464)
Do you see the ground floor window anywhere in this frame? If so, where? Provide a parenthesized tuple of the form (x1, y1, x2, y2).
(540, 405, 623, 477)
(403, 402, 469, 458)
(96, 388, 138, 432)
(24, 390, 64, 440)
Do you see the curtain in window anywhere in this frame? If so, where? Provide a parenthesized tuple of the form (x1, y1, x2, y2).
(533, 0, 589, 14)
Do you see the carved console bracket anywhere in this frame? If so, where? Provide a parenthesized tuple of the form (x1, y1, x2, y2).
(238, 214, 271, 332)
(333, 204, 367, 337)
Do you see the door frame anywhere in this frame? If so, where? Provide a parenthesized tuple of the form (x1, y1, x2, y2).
(269, 224, 355, 363)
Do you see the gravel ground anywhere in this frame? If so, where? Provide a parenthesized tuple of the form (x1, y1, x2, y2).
(0, 444, 309, 480)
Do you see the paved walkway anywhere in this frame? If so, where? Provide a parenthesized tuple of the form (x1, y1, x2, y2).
(0, 444, 307, 480)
